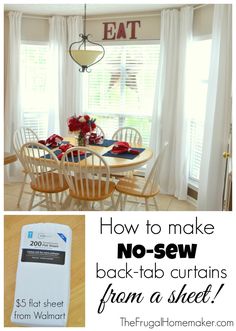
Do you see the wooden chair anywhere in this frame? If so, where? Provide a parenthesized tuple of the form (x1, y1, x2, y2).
(13, 127, 39, 207)
(60, 147, 116, 210)
(111, 127, 143, 179)
(112, 127, 142, 145)
(20, 142, 68, 210)
(115, 142, 168, 211)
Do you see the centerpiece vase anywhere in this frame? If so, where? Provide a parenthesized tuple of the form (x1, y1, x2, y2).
(75, 131, 87, 146)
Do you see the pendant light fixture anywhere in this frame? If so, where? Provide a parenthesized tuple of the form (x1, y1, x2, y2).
(69, 4, 105, 72)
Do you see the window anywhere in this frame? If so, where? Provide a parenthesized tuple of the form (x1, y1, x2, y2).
(84, 43, 160, 146)
(186, 39, 212, 184)
(20, 43, 50, 139)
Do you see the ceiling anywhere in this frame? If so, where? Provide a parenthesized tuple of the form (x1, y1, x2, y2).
(4, 3, 189, 17)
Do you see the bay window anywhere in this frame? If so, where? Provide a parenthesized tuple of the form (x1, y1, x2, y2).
(19, 39, 211, 191)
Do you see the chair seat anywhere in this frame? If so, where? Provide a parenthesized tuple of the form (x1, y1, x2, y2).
(69, 178, 116, 201)
(30, 173, 68, 193)
(116, 176, 160, 198)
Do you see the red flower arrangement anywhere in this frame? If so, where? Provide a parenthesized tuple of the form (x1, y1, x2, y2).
(67, 114, 96, 146)
(67, 115, 96, 134)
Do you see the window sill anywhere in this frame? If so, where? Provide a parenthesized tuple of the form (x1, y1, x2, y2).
(188, 179, 199, 201)
(188, 178, 199, 190)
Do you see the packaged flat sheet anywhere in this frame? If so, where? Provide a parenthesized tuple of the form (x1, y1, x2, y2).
(11, 223, 72, 327)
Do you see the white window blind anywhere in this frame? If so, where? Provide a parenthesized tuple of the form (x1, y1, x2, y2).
(84, 44, 160, 146)
(20, 43, 50, 139)
(186, 39, 212, 183)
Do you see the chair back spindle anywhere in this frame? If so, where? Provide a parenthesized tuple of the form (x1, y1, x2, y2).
(112, 127, 142, 145)
(20, 142, 64, 192)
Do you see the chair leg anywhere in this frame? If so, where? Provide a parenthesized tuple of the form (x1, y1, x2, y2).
(120, 194, 124, 210)
(61, 194, 72, 210)
(100, 200, 105, 211)
(49, 194, 54, 210)
(120, 194, 128, 211)
(81, 201, 88, 210)
(45, 193, 50, 210)
(60, 191, 65, 204)
(111, 194, 116, 210)
(153, 196, 159, 211)
(123, 194, 128, 210)
(55, 193, 60, 210)
(145, 198, 150, 211)
(115, 192, 122, 211)
(28, 191, 35, 211)
(17, 173, 27, 207)
(70, 198, 77, 210)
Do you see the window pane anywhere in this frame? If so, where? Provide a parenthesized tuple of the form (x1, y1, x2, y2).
(20, 44, 49, 139)
(187, 39, 212, 183)
(85, 44, 160, 146)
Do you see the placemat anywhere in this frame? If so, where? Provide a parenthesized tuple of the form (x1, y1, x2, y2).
(42, 149, 61, 158)
(42, 149, 90, 162)
(89, 139, 117, 147)
(102, 148, 145, 160)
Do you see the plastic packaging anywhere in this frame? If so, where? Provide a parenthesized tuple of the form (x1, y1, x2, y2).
(11, 223, 72, 327)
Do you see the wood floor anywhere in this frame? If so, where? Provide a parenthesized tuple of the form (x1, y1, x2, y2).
(4, 182, 196, 211)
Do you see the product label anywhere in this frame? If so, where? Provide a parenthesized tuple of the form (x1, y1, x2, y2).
(21, 249, 65, 265)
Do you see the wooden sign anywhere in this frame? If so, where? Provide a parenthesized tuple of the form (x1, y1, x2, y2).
(103, 20, 141, 40)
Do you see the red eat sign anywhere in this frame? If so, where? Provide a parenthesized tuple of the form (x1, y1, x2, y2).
(103, 21, 141, 40)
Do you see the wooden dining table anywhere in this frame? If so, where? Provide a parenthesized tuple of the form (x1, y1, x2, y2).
(24, 137, 153, 210)
(63, 136, 153, 174)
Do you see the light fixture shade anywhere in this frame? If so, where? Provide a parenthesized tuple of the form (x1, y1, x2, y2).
(70, 50, 103, 66)
(68, 5, 105, 72)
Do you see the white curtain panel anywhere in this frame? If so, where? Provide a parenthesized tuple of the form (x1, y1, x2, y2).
(197, 5, 232, 211)
(67, 16, 83, 117)
(49, 16, 83, 136)
(4, 11, 23, 181)
(49, 16, 67, 135)
(148, 7, 193, 200)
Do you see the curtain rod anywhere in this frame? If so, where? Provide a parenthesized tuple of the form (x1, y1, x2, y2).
(22, 14, 49, 20)
(21, 4, 208, 21)
(85, 5, 208, 20)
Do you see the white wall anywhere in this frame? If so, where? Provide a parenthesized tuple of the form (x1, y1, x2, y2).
(22, 17, 49, 42)
(4, 5, 214, 43)
(193, 5, 214, 38)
